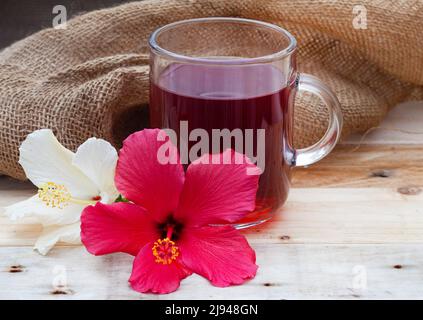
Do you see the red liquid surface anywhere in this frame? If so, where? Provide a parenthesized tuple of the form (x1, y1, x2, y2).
(150, 64, 295, 224)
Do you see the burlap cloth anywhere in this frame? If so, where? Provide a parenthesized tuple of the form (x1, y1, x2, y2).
(0, 0, 422, 180)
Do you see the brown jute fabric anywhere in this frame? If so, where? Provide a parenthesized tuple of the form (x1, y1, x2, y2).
(0, 0, 422, 180)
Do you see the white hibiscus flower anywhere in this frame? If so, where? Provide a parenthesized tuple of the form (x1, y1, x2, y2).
(4, 129, 119, 255)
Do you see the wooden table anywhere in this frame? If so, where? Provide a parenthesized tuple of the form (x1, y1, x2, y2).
(1, 101, 422, 299)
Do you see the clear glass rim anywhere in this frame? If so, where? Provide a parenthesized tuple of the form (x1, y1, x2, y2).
(149, 17, 297, 65)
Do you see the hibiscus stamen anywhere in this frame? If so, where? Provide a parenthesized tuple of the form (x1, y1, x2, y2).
(152, 237, 179, 265)
(38, 182, 98, 209)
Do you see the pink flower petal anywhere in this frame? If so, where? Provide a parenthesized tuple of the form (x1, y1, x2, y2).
(174, 149, 260, 226)
(178, 226, 258, 287)
(129, 242, 192, 294)
(115, 129, 185, 223)
(81, 202, 158, 256)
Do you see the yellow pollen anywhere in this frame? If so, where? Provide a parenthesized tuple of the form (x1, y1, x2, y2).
(38, 182, 71, 209)
(152, 238, 179, 265)
(38, 182, 99, 209)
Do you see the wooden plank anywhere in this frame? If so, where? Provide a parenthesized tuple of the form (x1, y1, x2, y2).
(1, 146, 421, 193)
(1, 146, 422, 192)
(293, 145, 423, 188)
(1, 148, 423, 245)
(344, 101, 423, 145)
(1, 245, 422, 299)
(1, 188, 423, 246)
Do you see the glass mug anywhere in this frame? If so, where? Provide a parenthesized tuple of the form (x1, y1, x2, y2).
(149, 18, 342, 228)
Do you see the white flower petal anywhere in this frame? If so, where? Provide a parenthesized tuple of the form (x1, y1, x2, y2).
(4, 195, 86, 226)
(19, 129, 98, 199)
(34, 223, 81, 255)
(72, 137, 119, 203)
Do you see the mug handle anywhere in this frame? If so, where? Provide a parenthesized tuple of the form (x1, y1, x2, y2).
(292, 73, 343, 167)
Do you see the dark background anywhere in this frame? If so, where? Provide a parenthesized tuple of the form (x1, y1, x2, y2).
(0, 0, 136, 49)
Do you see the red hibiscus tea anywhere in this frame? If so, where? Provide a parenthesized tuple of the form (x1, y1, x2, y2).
(150, 63, 296, 225)
(149, 18, 342, 227)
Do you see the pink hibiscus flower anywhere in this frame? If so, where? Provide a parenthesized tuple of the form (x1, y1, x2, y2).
(80, 129, 260, 294)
